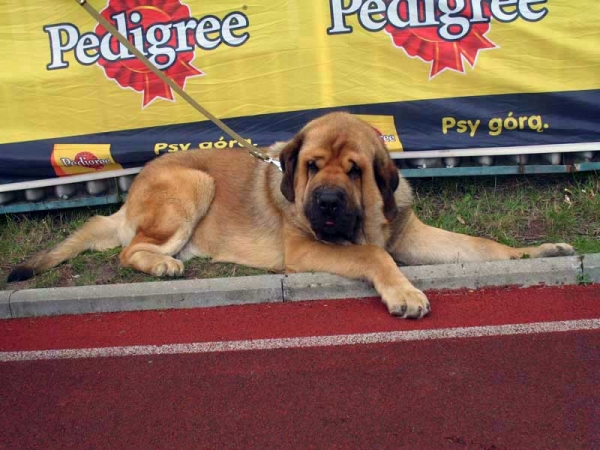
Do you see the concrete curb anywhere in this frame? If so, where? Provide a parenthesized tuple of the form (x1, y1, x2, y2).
(1, 254, 597, 319)
(583, 253, 600, 283)
(0, 290, 12, 319)
(282, 255, 584, 302)
(283, 272, 377, 301)
(404, 256, 583, 291)
(7, 275, 284, 319)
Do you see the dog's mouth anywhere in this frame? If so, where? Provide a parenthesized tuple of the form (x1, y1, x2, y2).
(305, 188, 361, 244)
(311, 215, 360, 243)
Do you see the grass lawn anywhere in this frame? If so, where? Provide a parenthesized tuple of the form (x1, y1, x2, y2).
(1, 172, 598, 290)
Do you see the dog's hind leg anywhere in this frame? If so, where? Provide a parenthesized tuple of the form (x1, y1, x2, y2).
(119, 169, 215, 277)
(390, 211, 575, 265)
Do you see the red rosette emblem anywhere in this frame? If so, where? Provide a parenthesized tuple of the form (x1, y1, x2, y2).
(95, 0, 203, 108)
(75, 152, 105, 170)
(384, 2, 497, 78)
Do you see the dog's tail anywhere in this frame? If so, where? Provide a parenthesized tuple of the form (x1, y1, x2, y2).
(7, 208, 128, 283)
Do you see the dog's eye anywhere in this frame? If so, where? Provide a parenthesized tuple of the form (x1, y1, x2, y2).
(348, 162, 361, 178)
(307, 160, 319, 173)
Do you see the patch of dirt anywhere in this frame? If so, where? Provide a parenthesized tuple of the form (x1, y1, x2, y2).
(92, 264, 120, 285)
(519, 218, 548, 242)
(56, 265, 76, 288)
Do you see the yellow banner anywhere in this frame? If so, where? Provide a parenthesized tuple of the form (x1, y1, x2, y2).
(1, 0, 599, 145)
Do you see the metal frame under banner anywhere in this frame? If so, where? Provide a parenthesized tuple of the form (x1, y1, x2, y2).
(1, 150, 598, 215)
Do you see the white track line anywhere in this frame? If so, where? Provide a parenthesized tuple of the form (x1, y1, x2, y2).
(2, 319, 599, 363)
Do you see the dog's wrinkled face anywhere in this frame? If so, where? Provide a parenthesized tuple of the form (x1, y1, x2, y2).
(278, 112, 400, 244)
(303, 160, 363, 244)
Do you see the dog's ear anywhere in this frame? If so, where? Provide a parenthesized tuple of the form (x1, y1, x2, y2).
(279, 133, 303, 202)
(373, 153, 400, 222)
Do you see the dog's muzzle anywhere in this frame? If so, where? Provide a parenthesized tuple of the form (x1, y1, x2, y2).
(306, 186, 360, 243)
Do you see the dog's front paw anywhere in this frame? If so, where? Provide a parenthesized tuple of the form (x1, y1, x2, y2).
(535, 243, 575, 258)
(380, 285, 431, 319)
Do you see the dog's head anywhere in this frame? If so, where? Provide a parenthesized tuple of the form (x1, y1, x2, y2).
(277, 112, 400, 244)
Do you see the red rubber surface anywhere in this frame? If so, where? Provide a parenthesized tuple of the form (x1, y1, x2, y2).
(1, 285, 599, 449)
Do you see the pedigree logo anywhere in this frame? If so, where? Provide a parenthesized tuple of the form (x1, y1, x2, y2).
(62, 152, 111, 170)
(44, 0, 250, 107)
(328, 0, 548, 78)
(51, 144, 123, 177)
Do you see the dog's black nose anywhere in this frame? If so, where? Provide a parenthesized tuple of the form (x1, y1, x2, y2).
(317, 189, 344, 215)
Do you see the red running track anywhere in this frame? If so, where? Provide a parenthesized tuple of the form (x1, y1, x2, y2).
(1, 285, 599, 449)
